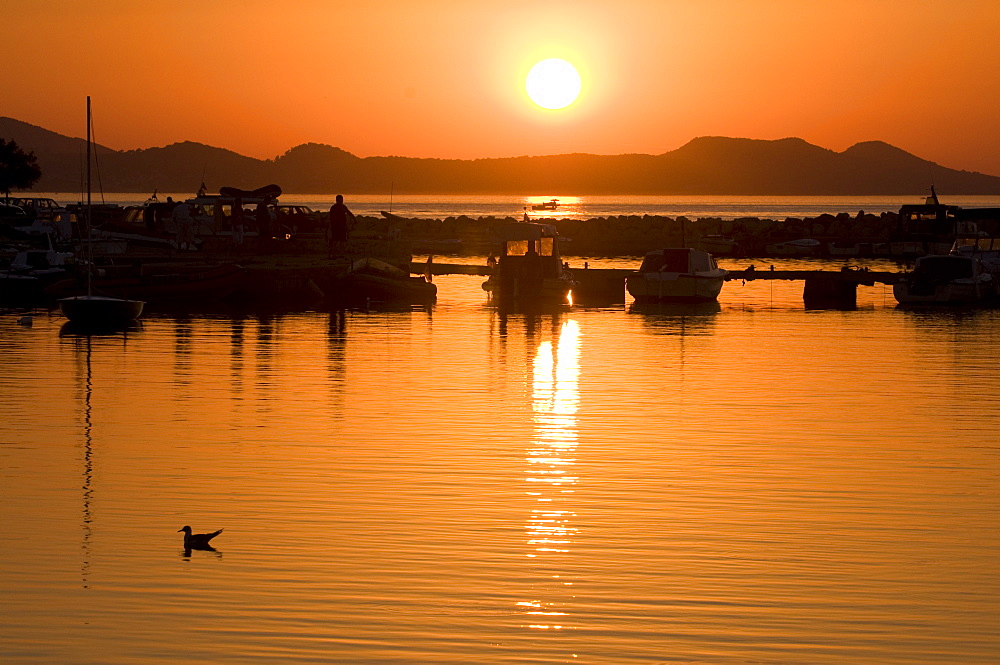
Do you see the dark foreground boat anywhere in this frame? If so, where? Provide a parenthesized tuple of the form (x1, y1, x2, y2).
(327, 258, 436, 307)
(59, 294, 145, 325)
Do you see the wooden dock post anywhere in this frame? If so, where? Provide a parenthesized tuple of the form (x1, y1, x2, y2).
(802, 274, 858, 308)
(570, 268, 630, 304)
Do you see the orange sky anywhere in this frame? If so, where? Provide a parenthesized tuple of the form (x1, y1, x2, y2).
(7, 0, 1000, 175)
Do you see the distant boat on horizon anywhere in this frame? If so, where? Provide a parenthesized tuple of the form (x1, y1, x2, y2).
(531, 199, 559, 211)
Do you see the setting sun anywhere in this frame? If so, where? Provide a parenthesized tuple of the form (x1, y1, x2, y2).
(526, 58, 582, 110)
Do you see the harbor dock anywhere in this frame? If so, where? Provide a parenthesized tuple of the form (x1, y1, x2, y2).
(411, 262, 902, 307)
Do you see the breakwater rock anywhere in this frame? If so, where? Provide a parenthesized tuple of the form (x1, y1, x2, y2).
(351, 210, 901, 258)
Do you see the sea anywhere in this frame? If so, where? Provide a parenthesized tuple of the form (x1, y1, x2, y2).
(41, 192, 1000, 221)
(2, 196, 999, 664)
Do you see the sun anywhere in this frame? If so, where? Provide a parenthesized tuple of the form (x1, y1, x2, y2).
(526, 58, 582, 110)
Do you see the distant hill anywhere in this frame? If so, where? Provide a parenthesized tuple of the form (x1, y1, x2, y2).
(3, 116, 999, 195)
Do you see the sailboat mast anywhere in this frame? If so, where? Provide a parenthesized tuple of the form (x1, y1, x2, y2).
(85, 96, 92, 296)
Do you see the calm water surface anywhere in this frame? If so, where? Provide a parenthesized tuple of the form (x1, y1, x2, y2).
(38, 192, 1000, 220)
(2, 272, 999, 664)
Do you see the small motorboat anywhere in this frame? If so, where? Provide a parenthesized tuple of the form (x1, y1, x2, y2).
(531, 199, 559, 211)
(626, 248, 728, 303)
(892, 253, 996, 305)
(328, 257, 437, 307)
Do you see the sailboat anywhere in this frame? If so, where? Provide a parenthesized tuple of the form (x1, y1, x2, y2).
(58, 97, 144, 326)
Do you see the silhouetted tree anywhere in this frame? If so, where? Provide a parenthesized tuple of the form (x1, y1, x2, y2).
(0, 138, 42, 197)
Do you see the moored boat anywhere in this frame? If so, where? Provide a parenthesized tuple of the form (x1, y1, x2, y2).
(888, 187, 999, 258)
(892, 253, 996, 305)
(59, 295, 144, 325)
(326, 257, 436, 307)
(58, 96, 144, 327)
(626, 247, 728, 303)
(482, 221, 576, 306)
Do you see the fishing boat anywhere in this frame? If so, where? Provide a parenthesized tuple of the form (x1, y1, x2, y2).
(58, 97, 144, 326)
(888, 187, 985, 258)
(482, 221, 576, 306)
(626, 248, 728, 303)
(531, 199, 559, 211)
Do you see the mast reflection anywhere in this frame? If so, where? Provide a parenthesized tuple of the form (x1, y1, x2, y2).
(519, 319, 580, 631)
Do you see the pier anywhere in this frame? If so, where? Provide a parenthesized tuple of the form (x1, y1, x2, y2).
(411, 262, 903, 307)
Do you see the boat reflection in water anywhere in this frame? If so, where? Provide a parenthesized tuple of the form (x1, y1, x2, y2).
(518, 318, 581, 631)
(59, 319, 144, 338)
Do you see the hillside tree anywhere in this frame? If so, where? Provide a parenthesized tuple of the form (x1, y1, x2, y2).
(0, 138, 42, 198)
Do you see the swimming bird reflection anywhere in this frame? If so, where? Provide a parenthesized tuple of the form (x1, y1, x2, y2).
(520, 319, 580, 631)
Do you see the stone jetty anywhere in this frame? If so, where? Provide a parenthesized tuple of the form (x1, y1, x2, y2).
(350, 209, 902, 257)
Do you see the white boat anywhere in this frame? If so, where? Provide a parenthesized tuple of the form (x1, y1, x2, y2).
(626, 248, 728, 303)
(58, 97, 144, 327)
(892, 253, 996, 305)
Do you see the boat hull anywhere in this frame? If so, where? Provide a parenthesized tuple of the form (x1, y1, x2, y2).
(892, 278, 995, 305)
(626, 271, 727, 303)
(331, 273, 437, 306)
(483, 275, 575, 305)
(892, 253, 997, 305)
(58, 295, 145, 325)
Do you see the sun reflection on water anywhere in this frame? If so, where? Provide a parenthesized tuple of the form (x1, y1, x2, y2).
(521, 319, 580, 630)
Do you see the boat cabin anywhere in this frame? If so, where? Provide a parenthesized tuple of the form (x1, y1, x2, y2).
(638, 248, 720, 274)
(485, 221, 574, 304)
(494, 221, 563, 265)
(896, 202, 973, 237)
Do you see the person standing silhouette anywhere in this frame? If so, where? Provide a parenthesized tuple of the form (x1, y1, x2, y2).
(328, 194, 356, 257)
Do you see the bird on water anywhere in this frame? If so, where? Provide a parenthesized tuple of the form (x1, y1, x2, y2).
(178, 525, 224, 550)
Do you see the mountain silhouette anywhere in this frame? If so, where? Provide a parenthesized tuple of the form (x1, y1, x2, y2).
(2, 116, 998, 195)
